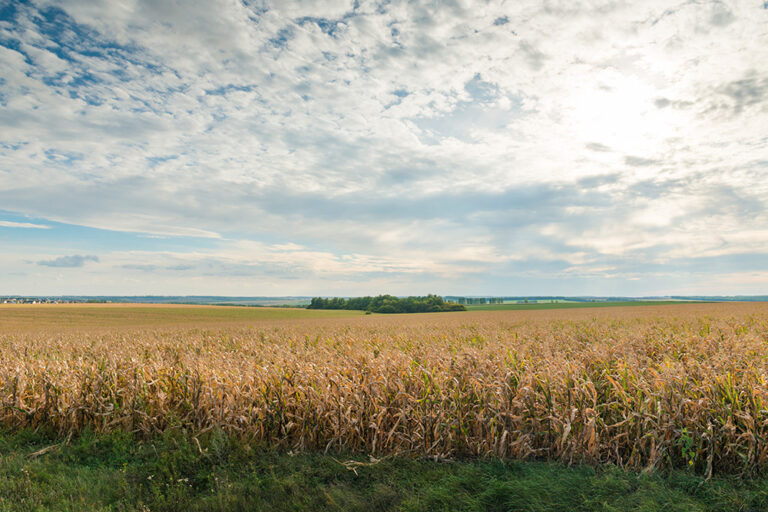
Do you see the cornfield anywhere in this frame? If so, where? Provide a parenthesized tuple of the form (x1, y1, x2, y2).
(2, 303, 768, 475)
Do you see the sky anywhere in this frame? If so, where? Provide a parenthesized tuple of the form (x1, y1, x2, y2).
(1, 0, 767, 297)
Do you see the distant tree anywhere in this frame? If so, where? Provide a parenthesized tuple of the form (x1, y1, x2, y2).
(305, 294, 466, 313)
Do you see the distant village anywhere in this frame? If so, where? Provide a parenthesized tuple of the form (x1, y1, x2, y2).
(0, 297, 97, 304)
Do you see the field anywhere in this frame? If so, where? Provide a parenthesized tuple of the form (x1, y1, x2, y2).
(0, 303, 768, 511)
(2, 303, 768, 510)
(0, 303, 361, 332)
(463, 300, 700, 311)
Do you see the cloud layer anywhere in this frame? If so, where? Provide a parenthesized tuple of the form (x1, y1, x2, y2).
(1, 0, 767, 295)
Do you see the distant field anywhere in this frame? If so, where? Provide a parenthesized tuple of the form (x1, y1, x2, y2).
(0, 303, 362, 331)
(464, 300, 704, 311)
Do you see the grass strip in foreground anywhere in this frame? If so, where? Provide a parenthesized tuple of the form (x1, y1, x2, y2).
(1, 429, 766, 512)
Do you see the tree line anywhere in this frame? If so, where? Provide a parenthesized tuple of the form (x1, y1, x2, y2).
(307, 294, 466, 314)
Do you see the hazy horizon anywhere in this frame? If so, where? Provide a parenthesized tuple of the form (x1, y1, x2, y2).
(2, 1, 767, 296)
(3, 293, 767, 301)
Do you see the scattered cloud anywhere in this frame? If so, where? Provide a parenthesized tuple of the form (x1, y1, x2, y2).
(37, 254, 99, 268)
(0, 220, 49, 229)
(624, 156, 660, 167)
(716, 72, 768, 115)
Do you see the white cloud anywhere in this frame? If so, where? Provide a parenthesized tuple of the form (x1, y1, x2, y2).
(0, 220, 50, 229)
(0, 0, 767, 294)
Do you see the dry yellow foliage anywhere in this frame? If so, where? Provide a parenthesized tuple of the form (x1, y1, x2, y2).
(2, 303, 767, 475)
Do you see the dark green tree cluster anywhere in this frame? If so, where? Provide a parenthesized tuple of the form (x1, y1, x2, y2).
(307, 294, 466, 313)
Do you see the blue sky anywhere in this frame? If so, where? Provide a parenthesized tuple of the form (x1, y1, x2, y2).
(1, 0, 767, 296)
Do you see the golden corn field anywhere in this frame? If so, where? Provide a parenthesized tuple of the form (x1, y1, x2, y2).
(2, 303, 768, 475)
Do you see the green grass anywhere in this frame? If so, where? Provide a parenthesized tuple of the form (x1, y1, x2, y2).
(1, 429, 766, 511)
(464, 301, 704, 311)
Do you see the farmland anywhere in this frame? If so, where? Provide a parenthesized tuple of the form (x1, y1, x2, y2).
(2, 302, 768, 510)
(0, 303, 362, 332)
(463, 300, 702, 311)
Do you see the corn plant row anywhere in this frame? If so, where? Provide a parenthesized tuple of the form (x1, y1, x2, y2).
(2, 303, 767, 475)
